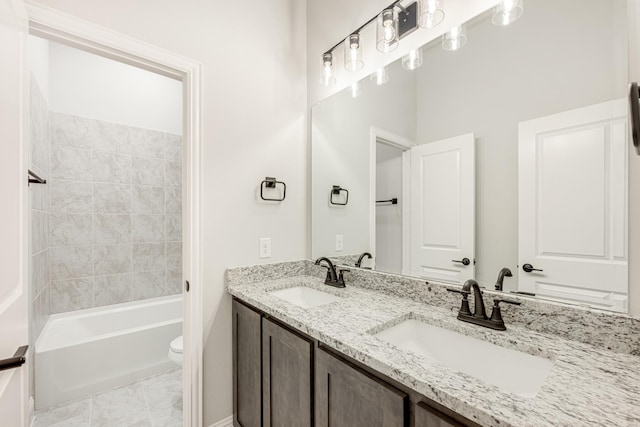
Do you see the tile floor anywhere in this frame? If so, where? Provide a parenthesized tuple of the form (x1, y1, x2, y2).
(33, 368, 182, 427)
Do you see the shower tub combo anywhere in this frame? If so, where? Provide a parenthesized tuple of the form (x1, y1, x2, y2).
(35, 295, 182, 409)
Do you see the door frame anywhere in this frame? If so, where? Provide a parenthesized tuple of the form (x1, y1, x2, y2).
(24, 3, 203, 426)
(369, 127, 414, 274)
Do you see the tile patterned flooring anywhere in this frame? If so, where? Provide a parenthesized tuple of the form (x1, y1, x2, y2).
(33, 368, 182, 427)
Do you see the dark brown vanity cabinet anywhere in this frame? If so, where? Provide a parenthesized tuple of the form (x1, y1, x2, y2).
(315, 347, 408, 427)
(414, 402, 465, 427)
(233, 300, 313, 427)
(232, 300, 262, 427)
(232, 298, 477, 427)
(262, 318, 314, 427)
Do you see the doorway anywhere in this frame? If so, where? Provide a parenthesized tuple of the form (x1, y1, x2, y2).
(0, 4, 202, 426)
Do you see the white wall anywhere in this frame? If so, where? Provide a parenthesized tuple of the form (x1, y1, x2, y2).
(311, 59, 415, 259)
(29, 35, 49, 102)
(48, 40, 183, 134)
(27, 0, 308, 425)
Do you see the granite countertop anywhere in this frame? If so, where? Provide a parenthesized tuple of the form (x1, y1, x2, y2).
(226, 274, 640, 427)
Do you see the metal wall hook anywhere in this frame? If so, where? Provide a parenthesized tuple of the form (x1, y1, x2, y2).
(330, 185, 349, 206)
(260, 177, 286, 202)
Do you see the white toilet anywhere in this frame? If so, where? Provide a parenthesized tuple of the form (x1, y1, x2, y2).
(168, 335, 183, 366)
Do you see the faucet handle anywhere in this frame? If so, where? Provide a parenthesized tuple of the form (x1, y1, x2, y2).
(489, 298, 522, 325)
(447, 288, 471, 296)
(447, 288, 472, 316)
(337, 269, 350, 285)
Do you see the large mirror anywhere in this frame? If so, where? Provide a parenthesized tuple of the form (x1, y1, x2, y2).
(311, 0, 630, 312)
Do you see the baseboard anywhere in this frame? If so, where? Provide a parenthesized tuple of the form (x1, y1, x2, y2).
(209, 415, 233, 427)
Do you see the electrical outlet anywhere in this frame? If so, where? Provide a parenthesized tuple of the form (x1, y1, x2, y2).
(335, 234, 344, 252)
(259, 238, 271, 258)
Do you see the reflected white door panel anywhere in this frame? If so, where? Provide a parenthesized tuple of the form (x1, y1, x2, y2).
(518, 99, 628, 312)
(409, 133, 475, 283)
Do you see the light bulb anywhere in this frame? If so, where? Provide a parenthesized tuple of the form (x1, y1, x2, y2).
(419, 0, 445, 29)
(376, 8, 399, 53)
(402, 48, 423, 70)
(344, 33, 364, 71)
(383, 24, 396, 42)
(350, 81, 362, 98)
(370, 67, 389, 86)
(492, 0, 523, 26)
(319, 53, 336, 87)
(442, 25, 467, 51)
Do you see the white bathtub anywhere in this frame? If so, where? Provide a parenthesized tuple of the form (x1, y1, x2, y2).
(35, 295, 182, 409)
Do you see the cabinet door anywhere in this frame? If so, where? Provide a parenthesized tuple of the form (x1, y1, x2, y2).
(315, 347, 408, 427)
(232, 300, 262, 427)
(262, 318, 314, 427)
(415, 402, 465, 427)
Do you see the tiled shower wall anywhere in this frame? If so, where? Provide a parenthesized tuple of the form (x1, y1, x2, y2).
(30, 76, 52, 340)
(48, 112, 182, 313)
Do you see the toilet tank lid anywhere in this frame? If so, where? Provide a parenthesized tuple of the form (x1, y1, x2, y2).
(170, 336, 183, 354)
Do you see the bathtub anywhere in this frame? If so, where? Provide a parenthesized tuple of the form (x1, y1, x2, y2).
(35, 295, 182, 409)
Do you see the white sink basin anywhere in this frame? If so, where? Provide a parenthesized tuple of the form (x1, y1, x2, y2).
(375, 319, 553, 398)
(269, 286, 340, 309)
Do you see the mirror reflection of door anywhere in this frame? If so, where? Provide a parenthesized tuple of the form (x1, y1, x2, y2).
(518, 99, 628, 312)
(409, 134, 476, 283)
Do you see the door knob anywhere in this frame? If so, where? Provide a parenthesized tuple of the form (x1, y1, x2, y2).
(452, 258, 471, 266)
(522, 263, 543, 273)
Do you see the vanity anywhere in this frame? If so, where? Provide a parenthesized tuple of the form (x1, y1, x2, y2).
(226, 261, 640, 427)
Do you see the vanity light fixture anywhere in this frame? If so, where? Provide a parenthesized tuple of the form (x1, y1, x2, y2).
(492, 0, 524, 26)
(402, 48, 423, 70)
(371, 67, 389, 86)
(418, 0, 444, 29)
(320, 1, 423, 87)
(344, 33, 364, 71)
(442, 25, 467, 51)
(376, 8, 399, 53)
(319, 52, 336, 87)
(350, 81, 363, 98)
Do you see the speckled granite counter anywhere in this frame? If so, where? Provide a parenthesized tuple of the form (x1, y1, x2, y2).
(226, 265, 640, 427)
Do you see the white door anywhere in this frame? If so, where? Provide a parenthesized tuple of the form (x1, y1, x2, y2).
(518, 99, 628, 312)
(0, 1, 30, 426)
(410, 133, 475, 283)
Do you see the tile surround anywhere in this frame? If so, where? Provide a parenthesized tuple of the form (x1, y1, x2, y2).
(47, 112, 183, 313)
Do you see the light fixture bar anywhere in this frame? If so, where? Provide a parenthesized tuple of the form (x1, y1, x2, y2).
(322, 0, 404, 56)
